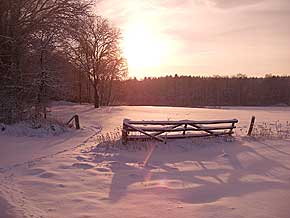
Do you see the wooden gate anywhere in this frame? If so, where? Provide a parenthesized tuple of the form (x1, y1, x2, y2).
(122, 118, 238, 144)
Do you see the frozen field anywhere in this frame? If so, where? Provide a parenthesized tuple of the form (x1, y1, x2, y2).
(1, 102, 290, 218)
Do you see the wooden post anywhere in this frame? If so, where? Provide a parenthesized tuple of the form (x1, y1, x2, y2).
(247, 116, 255, 136)
(183, 124, 187, 135)
(229, 121, 235, 135)
(66, 114, 80, 129)
(122, 119, 129, 144)
(74, 115, 80, 130)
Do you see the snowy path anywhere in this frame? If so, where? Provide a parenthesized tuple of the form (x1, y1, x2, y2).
(1, 103, 290, 218)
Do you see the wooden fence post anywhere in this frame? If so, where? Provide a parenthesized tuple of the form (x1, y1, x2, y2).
(75, 115, 80, 130)
(122, 119, 129, 144)
(229, 120, 236, 135)
(247, 116, 255, 136)
(183, 124, 187, 135)
(66, 114, 80, 130)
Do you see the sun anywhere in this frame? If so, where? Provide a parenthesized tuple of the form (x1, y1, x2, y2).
(122, 22, 168, 77)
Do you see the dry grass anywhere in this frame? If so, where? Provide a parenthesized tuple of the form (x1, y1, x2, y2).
(85, 120, 290, 153)
(90, 126, 236, 153)
(251, 121, 290, 139)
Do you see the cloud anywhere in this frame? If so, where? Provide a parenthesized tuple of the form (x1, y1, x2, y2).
(157, 0, 191, 8)
(203, 0, 266, 9)
(96, 0, 290, 76)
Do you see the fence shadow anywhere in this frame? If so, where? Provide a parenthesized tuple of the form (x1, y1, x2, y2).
(82, 138, 290, 204)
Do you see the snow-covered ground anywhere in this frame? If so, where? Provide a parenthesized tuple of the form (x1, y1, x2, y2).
(1, 102, 290, 218)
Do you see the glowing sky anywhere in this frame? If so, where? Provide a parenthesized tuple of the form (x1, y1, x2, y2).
(97, 0, 290, 78)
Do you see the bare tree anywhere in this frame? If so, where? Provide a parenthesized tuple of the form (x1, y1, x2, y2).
(100, 55, 128, 106)
(0, 0, 92, 123)
(62, 16, 126, 108)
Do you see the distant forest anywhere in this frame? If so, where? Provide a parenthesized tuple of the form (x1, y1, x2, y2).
(72, 74, 290, 107)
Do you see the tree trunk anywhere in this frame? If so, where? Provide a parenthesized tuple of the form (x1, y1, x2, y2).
(78, 71, 82, 104)
(99, 81, 104, 106)
(106, 78, 113, 106)
(93, 78, 100, 108)
(94, 87, 99, 108)
(36, 48, 46, 119)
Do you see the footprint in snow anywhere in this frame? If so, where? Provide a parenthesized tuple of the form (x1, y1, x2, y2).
(95, 167, 110, 172)
(76, 155, 88, 162)
(27, 168, 46, 176)
(57, 164, 72, 170)
(220, 152, 230, 158)
(39, 172, 55, 178)
(72, 163, 94, 169)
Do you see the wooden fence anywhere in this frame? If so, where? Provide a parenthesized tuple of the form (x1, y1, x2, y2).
(122, 118, 238, 144)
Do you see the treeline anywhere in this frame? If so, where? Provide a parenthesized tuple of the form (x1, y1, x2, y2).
(0, 0, 127, 124)
(109, 75, 290, 107)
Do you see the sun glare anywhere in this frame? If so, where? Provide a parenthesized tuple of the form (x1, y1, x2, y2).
(123, 22, 168, 77)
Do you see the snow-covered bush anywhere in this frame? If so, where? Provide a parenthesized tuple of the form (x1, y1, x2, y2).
(0, 117, 69, 137)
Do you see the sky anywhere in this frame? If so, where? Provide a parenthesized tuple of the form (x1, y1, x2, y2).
(96, 0, 290, 78)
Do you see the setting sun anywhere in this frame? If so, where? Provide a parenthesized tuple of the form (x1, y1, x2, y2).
(123, 22, 168, 77)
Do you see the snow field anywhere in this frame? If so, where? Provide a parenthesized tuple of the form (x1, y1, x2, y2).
(1, 102, 290, 218)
